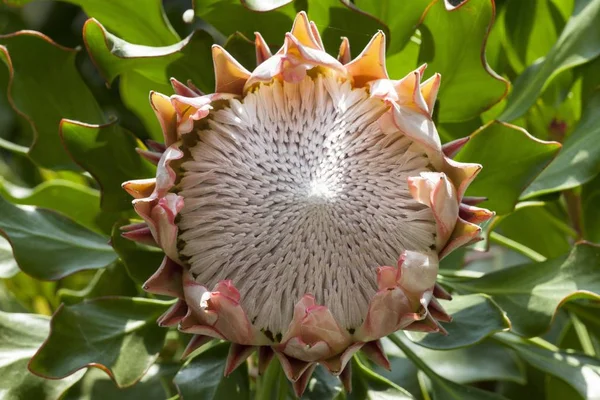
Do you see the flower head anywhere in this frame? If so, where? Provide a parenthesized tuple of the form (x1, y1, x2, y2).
(122, 11, 493, 396)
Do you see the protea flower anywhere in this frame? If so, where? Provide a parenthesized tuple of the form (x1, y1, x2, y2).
(121, 11, 493, 396)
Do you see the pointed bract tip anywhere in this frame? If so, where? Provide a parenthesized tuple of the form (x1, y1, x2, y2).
(345, 30, 387, 87)
(212, 45, 251, 95)
(254, 32, 272, 65)
(290, 10, 321, 50)
(338, 37, 351, 64)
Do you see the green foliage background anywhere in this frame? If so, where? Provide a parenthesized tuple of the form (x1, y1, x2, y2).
(0, 0, 599, 399)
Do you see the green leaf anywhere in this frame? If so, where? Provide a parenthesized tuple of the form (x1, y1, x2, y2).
(224, 32, 258, 71)
(83, 19, 214, 140)
(495, 333, 600, 399)
(389, 334, 509, 400)
(0, 31, 104, 169)
(60, 119, 155, 213)
(303, 365, 344, 400)
(0, 311, 84, 400)
(4, 0, 178, 45)
(174, 342, 250, 400)
(111, 220, 164, 284)
(582, 172, 600, 243)
(299, 1, 388, 54)
(494, 202, 573, 259)
(0, 178, 117, 235)
(0, 235, 18, 278)
(522, 91, 600, 198)
(499, 0, 600, 121)
(58, 261, 138, 305)
(195, 0, 295, 49)
(0, 195, 117, 280)
(419, 0, 509, 122)
(567, 302, 600, 355)
(195, 0, 386, 55)
(348, 356, 414, 400)
(63, 363, 179, 400)
(453, 121, 561, 214)
(406, 294, 510, 350)
(29, 297, 170, 387)
(502, 0, 562, 73)
(354, 0, 428, 54)
(382, 339, 525, 392)
(447, 243, 600, 337)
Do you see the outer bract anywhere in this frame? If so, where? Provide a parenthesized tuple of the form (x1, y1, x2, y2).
(122, 12, 493, 397)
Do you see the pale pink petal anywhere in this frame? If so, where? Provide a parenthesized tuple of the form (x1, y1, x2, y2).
(281, 295, 350, 359)
(396, 250, 439, 295)
(408, 172, 459, 248)
(154, 144, 183, 197)
(357, 287, 412, 341)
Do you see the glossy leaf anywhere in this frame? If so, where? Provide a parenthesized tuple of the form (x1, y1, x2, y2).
(502, 0, 561, 73)
(297, 1, 388, 53)
(0, 178, 116, 235)
(62, 364, 179, 400)
(0, 195, 117, 280)
(499, 0, 600, 121)
(495, 333, 600, 399)
(419, 0, 509, 122)
(448, 243, 600, 337)
(194, 0, 386, 54)
(522, 91, 600, 199)
(224, 32, 257, 71)
(60, 119, 155, 213)
(0, 311, 84, 400)
(4, 0, 178, 45)
(348, 356, 414, 400)
(407, 294, 510, 350)
(0, 235, 18, 278)
(389, 334, 509, 400)
(29, 297, 170, 387)
(454, 121, 561, 214)
(111, 220, 164, 284)
(57, 261, 138, 305)
(382, 339, 525, 392)
(354, 0, 428, 54)
(174, 343, 250, 400)
(83, 19, 214, 140)
(582, 172, 600, 243)
(494, 202, 573, 259)
(0, 31, 104, 169)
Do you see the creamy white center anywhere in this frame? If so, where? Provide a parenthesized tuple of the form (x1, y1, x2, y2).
(177, 74, 436, 335)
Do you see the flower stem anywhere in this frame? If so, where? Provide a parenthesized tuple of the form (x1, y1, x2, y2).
(489, 232, 547, 262)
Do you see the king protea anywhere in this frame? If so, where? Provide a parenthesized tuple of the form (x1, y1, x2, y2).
(121, 11, 493, 397)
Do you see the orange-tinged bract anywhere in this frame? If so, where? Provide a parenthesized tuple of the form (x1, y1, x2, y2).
(122, 12, 493, 397)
